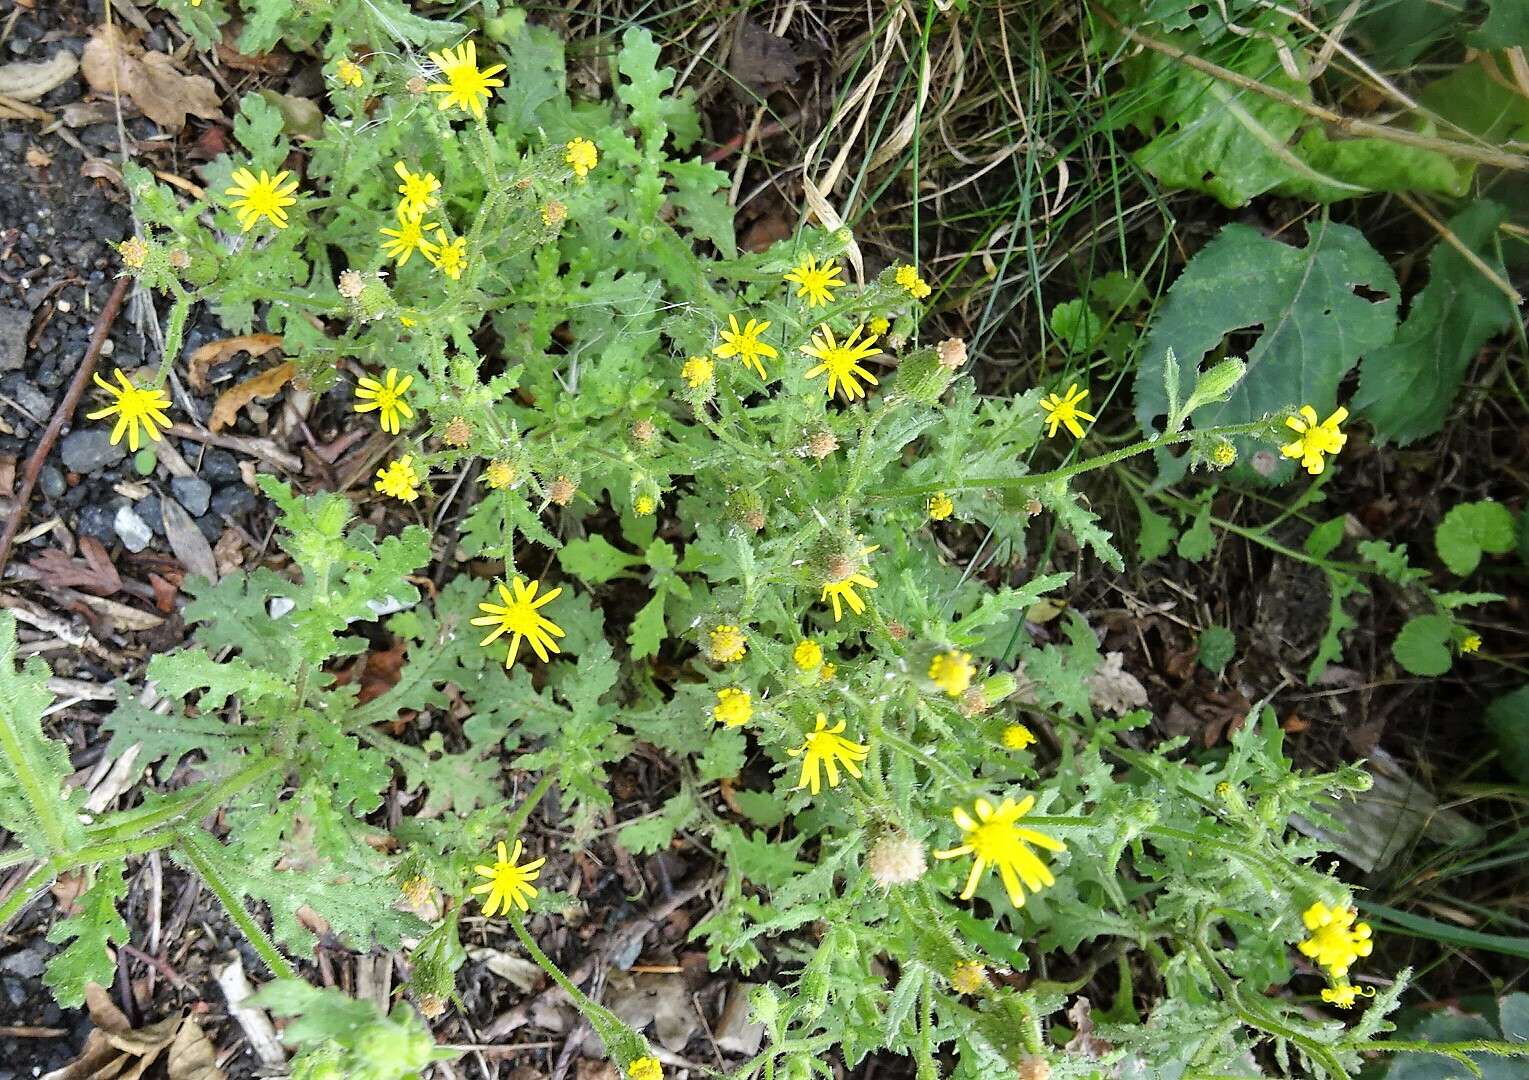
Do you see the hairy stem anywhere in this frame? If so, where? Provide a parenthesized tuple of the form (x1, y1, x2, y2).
(178, 832, 297, 982)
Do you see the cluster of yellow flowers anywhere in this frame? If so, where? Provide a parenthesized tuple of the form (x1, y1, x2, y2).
(1299, 900, 1376, 1008)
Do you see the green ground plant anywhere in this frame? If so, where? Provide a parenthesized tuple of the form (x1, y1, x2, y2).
(2, 3, 1527, 1079)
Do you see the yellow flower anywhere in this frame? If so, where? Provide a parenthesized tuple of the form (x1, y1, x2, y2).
(784, 254, 846, 308)
(626, 1058, 663, 1080)
(635, 495, 656, 516)
(819, 662, 836, 682)
(118, 236, 148, 269)
(712, 688, 752, 727)
(472, 577, 566, 668)
(1298, 902, 1373, 979)
(821, 573, 876, 622)
(1002, 724, 1037, 751)
(802, 324, 882, 402)
(225, 167, 299, 232)
(934, 796, 1066, 909)
(484, 459, 517, 489)
(353, 367, 415, 435)
(869, 316, 890, 335)
(707, 624, 748, 664)
(893, 263, 932, 299)
(787, 714, 868, 796)
(336, 59, 364, 88)
(470, 838, 545, 915)
(949, 961, 987, 995)
(681, 356, 714, 388)
(374, 456, 423, 502)
(927, 492, 954, 521)
(1320, 981, 1373, 1009)
(1039, 383, 1096, 439)
(540, 201, 567, 228)
(1461, 633, 1482, 654)
(429, 230, 468, 279)
(426, 39, 505, 120)
(380, 212, 439, 266)
(714, 314, 777, 380)
(929, 651, 975, 697)
(565, 137, 599, 179)
(1281, 405, 1348, 475)
(86, 370, 172, 452)
(1211, 442, 1237, 468)
(393, 161, 441, 221)
(793, 639, 824, 671)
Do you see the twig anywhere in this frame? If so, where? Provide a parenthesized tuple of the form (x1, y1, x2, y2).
(1397, 191, 1523, 307)
(0, 276, 129, 576)
(162, 422, 304, 472)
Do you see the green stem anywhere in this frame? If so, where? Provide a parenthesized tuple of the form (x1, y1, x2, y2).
(507, 909, 641, 1058)
(0, 863, 55, 931)
(83, 756, 280, 843)
(178, 832, 297, 981)
(0, 706, 74, 856)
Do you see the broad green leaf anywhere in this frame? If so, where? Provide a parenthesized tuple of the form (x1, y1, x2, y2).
(1303, 516, 1347, 561)
(1049, 299, 1105, 352)
(1485, 686, 1529, 785)
(1176, 500, 1215, 562)
(1133, 495, 1174, 562)
(1420, 65, 1529, 145)
(1197, 627, 1236, 673)
(1135, 221, 1397, 438)
(1392, 614, 1455, 677)
(1436, 500, 1518, 576)
(1470, 0, 1529, 48)
(627, 591, 668, 659)
(44, 864, 128, 1008)
(1354, 202, 1516, 446)
(558, 535, 642, 584)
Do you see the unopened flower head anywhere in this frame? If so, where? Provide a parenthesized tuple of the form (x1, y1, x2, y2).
(426, 40, 505, 119)
(484, 459, 517, 490)
(929, 650, 976, 697)
(788, 714, 868, 796)
(793, 639, 824, 672)
(87, 370, 172, 452)
(472, 576, 566, 667)
(1281, 405, 1348, 475)
(118, 236, 148, 269)
(934, 796, 1066, 909)
(1039, 384, 1095, 439)
(1298, 901, 1373, 979)
(712, 687, 752, 727)
(400, 875, 432, 907)
(707, 624, 748, 664)
(866, 831, 926, 887)
(565, 137, 599, 178)
(225, 167, 299, 232)
(635, 495, 656, 516)
(949, 961, 986, 995)
(1211, 441, 1237, 468)
(470, 838, 544, 915)
(784, 254, 846, 308)
(1461, 633, 1482, 654)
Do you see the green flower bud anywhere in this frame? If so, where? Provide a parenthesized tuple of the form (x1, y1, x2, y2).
(891, 347, 954, 404)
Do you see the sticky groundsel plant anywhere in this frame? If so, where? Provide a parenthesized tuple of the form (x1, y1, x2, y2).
(4, 13, 1528, 1080)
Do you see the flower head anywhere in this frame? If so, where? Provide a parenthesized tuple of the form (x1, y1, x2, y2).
(471, 576, 566, 667)
(714, 314, 778, 380)
(793, 639, 824, 672)
(1039, 384, 1096, 439)
(934, 795, 1066, 909)
(927, 492, 954, 521)
(426, 40, 505, 120)
(565, 137, 599, 179)
(784, 255, 846, 308)
(484, 459, 517, 489)
(429, 230, 467, 279)
(471, 838, 545, 915)
(707, 624, 748, 664)
(225, 167, 299, 232)
(803, 324, 882, 402)
(893, 263, 932, 299)
(118, 236, 148, 269)
(541, 201, 567, 228)
(393, 161, 441, 221)
(443, 416, 472, 448)
(354, 368, 415, 435)
(1211, 442, 1237, 468)
(374, 456, 423, 502)
(1002, 724, 1037, 751)
(548, 475, 577, 505)
(712, 688, 752, 727)
(400, 875, 432, 907)
(635, 495, 656, 516)
(1321, 981, 1373, 1009)
(627, 1058, 663, 1080)
(788, 714, 868, 796)
(949, 961, 987, 995)
(681, 355, 714, 389)
(380, 213, 439, 266)
(821, 574, 876, 622)
(1281, 405, 1348, 475)
(86, 370, 172, 452)
(1298, 902, 1373, 979)
(336, 58, 364, 88)
(929, 651, 975, 698)
(1461, 633, 1482, 654)
(866, 832, 926, 887)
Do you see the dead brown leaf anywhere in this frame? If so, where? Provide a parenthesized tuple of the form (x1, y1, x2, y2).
(81, 25, 222, 132)
(187, 333, 283, 393)
(26, 144, 53, 168)
(209, 361, 295, 432)
(30, 537, 122, 597)
(729, 17, 801, 91)
(42, 984, 224, 1080)
(0, 50, 79, 101)
(215, 36, 293, 76)
(160, 496, 218, 584)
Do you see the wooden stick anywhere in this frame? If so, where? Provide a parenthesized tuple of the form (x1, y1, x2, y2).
(0, 276, 130, 576)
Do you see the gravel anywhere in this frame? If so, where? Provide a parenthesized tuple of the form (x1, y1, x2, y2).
(171, 475, 212, 516)
(113, 504, 152, 552)
(60, 428, 126, 473)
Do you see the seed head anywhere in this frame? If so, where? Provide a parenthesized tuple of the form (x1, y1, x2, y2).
(548, 475, 576, 506)
(540, 200, 568, 228)
(443, 416, 472, 448)
(1025, 497, 1043, 517)
(631, 418, 656, 445)
(417, 993, 447, 1019)
(806, 430, 838, 460)
(406, 75, 428, 95)
(167, 248, 191, 270)
(337, 269, 365, 298)
(886, 620, 908, 641)
(1016, 1058, 1051, 1080)
(960, 687, 989, 716)
(119, 236, 148, 269)
(936, 336, 967, 371)
(400, 875, 432, 907)
(866, 832, 926, 888)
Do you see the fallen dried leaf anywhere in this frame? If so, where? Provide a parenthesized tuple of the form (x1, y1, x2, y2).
(215, 38, 293, 76)
(0, 51, 79, 102)
(188, 333, 283, 393)
(467, 947, 544, 993)
(257, 88, 322, 140)
(42, 984, 224, 1080)
(213, 529, 244, 576)
(30, 537, 122, 597)
(25, 144, 53, 168)
(148, 572, 179, 613)
(160, 496, 217, 584)
(81, 25, 222, 132)
(209, 361, 295, 432)
(729, 17, 801, 91)
(1086, 652, 1149, 716)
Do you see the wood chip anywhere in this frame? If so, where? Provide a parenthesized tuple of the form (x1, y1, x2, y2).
(208, 361, 295, 433)
(214, 957, 286, 1069)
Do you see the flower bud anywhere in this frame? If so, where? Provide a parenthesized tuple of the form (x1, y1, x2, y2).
(949, 961, 986, 995)
(119, 236, 149, 269)
(358, 276, 393, 321)
(866, 831, 926, 887)
(886, 620, 908, 641)
(892, 347, 956, 404)
(728, 488, 765, 532)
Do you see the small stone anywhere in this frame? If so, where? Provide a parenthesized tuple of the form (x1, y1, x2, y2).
(200, 448, 242, 483)
(0, 944, 46, 978)
(60, 428, 126, 473)
(211, 484, 257, 519)
(135, 494, 165, 536)
(76, 504, 115, 543)
(113, 505, 152, 552)
(170, 476, 211, 517)
(39, 465, 64, 499)
(3, 376, 52, 419)
(0, 306, 28, 371)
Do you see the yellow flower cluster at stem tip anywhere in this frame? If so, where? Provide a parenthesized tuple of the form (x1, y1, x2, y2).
(484, 460, 517, 489)
(712, 688, 752, 727)
(87, 369, 172, 451)
(894, 263, 932, 299)
(374, 456, 422, 502)
(784, 254, 846, 308)
(471, 838, 544, 915)
(336, 58, 364, 87)
(1281, 405, 1348, 475)
(788, 714, 868, 796)
(714, 315, 777, 379)
(426, 40, 505, 120)
(1002, 723, 1037, 751)
(1321, 982, 1373, 1009)
(353, 368, 414, 435)
(118, 236, 147, 268)
(635, 495, 656, 516)
(927, 492, 954, 521)
(394, 161, 441, 221)
(565, 137, 599, 178)
(225, 167, 299, 232)
(472, 576, 566, 667)
(1461, 633, 1482, 654)
(431, 231, 468, 279)
(934, 796, 1066, 909)
(793, 639, 824, 671)
(1298, 901, 1373, 979)
(681, 356, 714, 388)
(1039, 383, 1096, 439)
(707, 624, 748, 663)
(819, 662, 836, 682)
(380, 213, 439, 266)
(626, 1057, 663, 1080)
(929, 651, 975, 698)
(803, 324, 882, 401)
